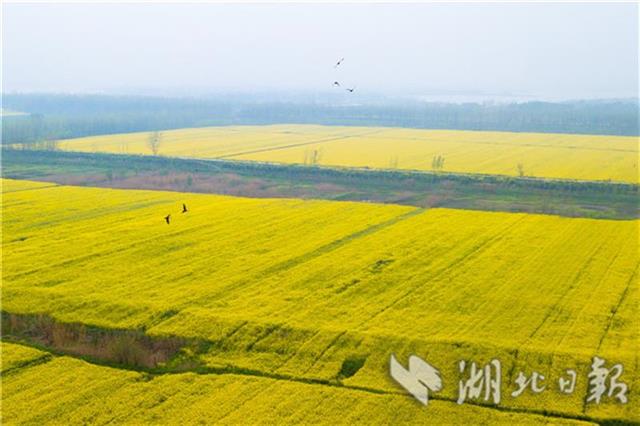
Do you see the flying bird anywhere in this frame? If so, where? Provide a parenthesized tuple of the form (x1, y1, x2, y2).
(334, 57, 344, 68)
(164, 214, 171, 225)
(182, 203, 188, 213)
(333, 81, 341, 87)
(346, 87, 355, 93)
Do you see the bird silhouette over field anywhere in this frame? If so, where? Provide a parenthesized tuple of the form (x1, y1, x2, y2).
(182, 203, 188, 213)
(332, 58, 356, 93)
(164, 214, 171, 225)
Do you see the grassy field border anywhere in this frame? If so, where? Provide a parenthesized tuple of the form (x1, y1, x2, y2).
(3, 314, 634, 426)
(3, 149, 638, 219)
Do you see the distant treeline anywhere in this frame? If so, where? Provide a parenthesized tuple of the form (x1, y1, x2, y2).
(2, 93, 638, 144)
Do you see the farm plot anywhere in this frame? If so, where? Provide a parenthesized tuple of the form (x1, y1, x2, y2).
(0, 342, 596, 425)
(1, 180, 638, 423)
(54, 125, 639, 182)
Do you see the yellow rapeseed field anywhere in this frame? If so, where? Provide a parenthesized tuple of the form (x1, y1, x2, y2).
(2, 180, 637, 423)
(1, 342, 597, 425)
(1, 341, 51, 373)
(55, 125, 639, 182)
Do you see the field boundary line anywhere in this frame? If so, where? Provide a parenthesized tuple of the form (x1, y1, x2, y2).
(596, 262, 639, 352)
(0, 353, 53, 377)
(213, 129, 383, 159)
(357, 215, 528, 328)
(524, 239, 610, 347)
(301, 330, 348, 375)
(368, 134, 639, 153)
(1, 183, 60, 194)
(552, 236, 627, 355)
(190, 208, 425, 308)
(260, 208, 425, 277)
(3, 221, 214, 281)
(2, 338, 619, 426)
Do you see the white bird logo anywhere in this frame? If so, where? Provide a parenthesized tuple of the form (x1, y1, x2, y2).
(390, 354, 443, 405)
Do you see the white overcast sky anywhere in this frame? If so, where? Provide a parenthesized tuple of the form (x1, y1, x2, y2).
(2, 2, 638, 100)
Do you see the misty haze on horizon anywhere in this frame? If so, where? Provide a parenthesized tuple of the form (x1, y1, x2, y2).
(2, 2, 639, 102)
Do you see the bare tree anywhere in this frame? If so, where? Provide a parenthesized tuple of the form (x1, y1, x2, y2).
(305, 148, 323, 165)
(431, 155, 445, 171)
(312, 148, 322, 165)
(44, 139, 58, 151)
(148, 131, 162, 155)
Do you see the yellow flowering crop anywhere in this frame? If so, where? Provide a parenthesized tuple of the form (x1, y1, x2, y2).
(55, 125, 639, 182)
(2, 180, 638, 422)
(1, 342, 51, 373)
(1, 343, 595, 425)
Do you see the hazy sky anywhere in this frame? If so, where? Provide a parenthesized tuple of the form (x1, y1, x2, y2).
(3, 2, 638, 100)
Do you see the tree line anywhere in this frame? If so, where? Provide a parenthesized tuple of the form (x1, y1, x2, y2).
(2, 94, 638, 145)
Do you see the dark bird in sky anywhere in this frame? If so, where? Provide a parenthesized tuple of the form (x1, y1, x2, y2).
(164, 214, 171, 224)
(333, 81, 340, 87)
(346, 87, 355, 93)
(182, 203, 188, 213)
(334, 57, 344, 68)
